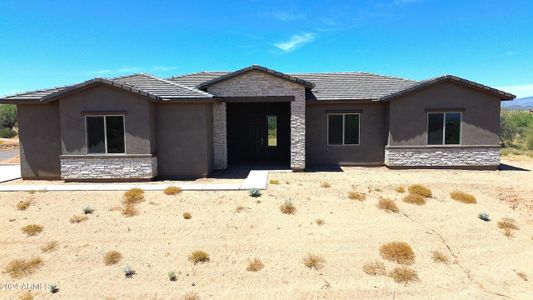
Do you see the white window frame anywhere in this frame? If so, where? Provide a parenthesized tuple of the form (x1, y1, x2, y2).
(327, 113, 361, 146)
(426, 112, 462, 145)
(85, 115, 127, 155)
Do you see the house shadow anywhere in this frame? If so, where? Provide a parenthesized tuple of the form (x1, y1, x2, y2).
(498, 163, 530, 172)
(208, 162, 292, 179)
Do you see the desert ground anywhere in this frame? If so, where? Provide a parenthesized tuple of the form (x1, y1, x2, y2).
(0, 157, 532, 299)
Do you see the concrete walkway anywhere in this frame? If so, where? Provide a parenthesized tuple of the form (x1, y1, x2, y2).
(0, 165, 21, 183)
(0, 170, 273, 192)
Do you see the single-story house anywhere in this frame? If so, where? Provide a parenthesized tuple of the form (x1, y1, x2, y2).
(0, 65, 515, 181)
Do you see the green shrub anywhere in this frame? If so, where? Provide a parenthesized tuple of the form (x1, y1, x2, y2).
(0, 127, 16, 138)
(0, 104, 16, 129)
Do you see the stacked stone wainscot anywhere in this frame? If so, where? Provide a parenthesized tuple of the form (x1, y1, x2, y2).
(60, 154, 157, 180)
(385, 145, 500, 168)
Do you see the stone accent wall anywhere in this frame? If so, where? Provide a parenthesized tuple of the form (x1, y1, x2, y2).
(385, 146, 500, 167)
(207, 70, 306, 170)
(212, 102, 227, 169)
(60, 155, 157, 180)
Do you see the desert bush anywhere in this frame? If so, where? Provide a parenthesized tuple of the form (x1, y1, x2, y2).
(431, 251, 449, 264)
(363, 261, 386, 276)
(407, 184, 432, 198)
(4, 257, 43, 278)
(394, 186, 405, 193)
(478, 212, 491, 222)
(498, 218, 519, 237)
(249, 188, 261, 197)
(104, 251, 122, 266)
(377, 198, 399, 213)
(123, 265, 136, 278)
(183, 292, 199, 300)
(402, 194, 426, 205)
(0, 104, 17, 130)
(348, 191, 366, 201)
(303, 254, 326, 270)
(83, 206, 95, 214)
(500, 110, 533, 147)
(182, 212, 192, 219)
(49, 284, 59, 294)
(389, 266, 418, 284)
(21, 224, 43, 236)
(41, 241, 59, 253)
(16, 199, 32, 211)
(164, 186, 182, 195)
(315, 218, 325, 225)
(122, 203, 138, 217)
(0, 127, 16, 138)
(246, 258, 264, 272)
(269, 179, 280, 184)
(70, 215, 89, 223)
(450, 191, 476, 204)
(320, 182, 331, 188)
(380, 241, 415, 265)
(168, 271, 177, 281)
(279, 200, 296, 214)
(123, 188, 145, 205)
(189, 250, 210, 265)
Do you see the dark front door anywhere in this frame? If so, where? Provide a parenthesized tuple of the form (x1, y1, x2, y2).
(227, 102, 290, 164)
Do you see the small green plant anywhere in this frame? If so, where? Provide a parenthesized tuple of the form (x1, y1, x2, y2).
(50, 284, 59, 294)
(249, 188, 261, 198)
(269, 179, 280, 185)
(83, 206, 94, 214)
(123, 265, 136, 278)
(168, 271, 177, 281)
(478, 212, 491, 222)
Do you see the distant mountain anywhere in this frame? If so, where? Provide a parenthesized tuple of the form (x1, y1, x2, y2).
(502, 96, 533, 110)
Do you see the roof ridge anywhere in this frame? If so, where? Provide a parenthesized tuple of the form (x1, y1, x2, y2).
(168, 71, 229, 80)
(292, 71, 415, 82)
(136, 73, 214, 98)
(3, 86, 68, 98)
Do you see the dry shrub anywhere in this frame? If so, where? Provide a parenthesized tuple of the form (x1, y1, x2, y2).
(70, 215, 88, 224)
(408, 184, 432, 198)
(17, 199, 33, 211)
(41, 241, 59, 253)
(189, 250, 210, 265)
(19, 292, 33, 300)
(450, 191, 476, 204)
(363, 261, 386, 276)
(279, 200, 296, 214)
(164, 186, 182, 195)
(303, 254, 326, 270)
(246, 258, 264, 272)
(377, 198, 399, 213)
(21, 224, 43, 236)
(403, 194, 426, 205)
(269, 179, 280, 185)
(315, 218, 325, 225)
(182, 212, 192, 219)
(4, 257, 43, 278)
(123, 188, 145, 205)
(498, 218, 519, 237)
(516, 272, 528, 281)
(348, 191, 366, 201)
(389, 266, 419, 284)
(320, 182, 331, 188)
(122, 203, 138, 217)
(380, 241, 415, 265)
(104, 251, 122, 266)
(182, 292, 199, 300)
(431, 251, 449, 264)
(395, 186, 405, 193)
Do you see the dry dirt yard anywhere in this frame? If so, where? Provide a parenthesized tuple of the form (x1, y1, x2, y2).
(0, 158, 532, 299)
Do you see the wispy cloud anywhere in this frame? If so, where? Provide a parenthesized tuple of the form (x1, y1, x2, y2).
(497, 83, 533, 98)
(89, 67, 141, 75)
(269, 11, 306, 22)
(273, 33, 315, 53)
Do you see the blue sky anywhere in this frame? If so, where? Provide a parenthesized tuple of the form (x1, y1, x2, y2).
(1, 0, 533, 97)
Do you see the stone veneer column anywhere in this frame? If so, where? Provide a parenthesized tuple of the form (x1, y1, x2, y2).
(213, 102, 227, 169)
(290, 90, 306, 170)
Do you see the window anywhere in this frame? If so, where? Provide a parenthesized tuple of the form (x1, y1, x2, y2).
(427, 112, 461, 145)
(267, 115, 277, 147)
(328, 113, 360, 145)
(86, 115, 125, 154)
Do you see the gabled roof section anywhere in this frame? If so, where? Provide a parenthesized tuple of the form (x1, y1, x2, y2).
(196, 65, 315, 89)
(380, 75, 516, 101)
(0, 74, 215, 103)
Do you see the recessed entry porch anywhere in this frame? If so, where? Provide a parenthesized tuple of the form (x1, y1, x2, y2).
(225, 97, 291, 168)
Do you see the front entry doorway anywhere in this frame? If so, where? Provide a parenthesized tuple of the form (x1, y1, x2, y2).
(226, 102, 290, 165)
